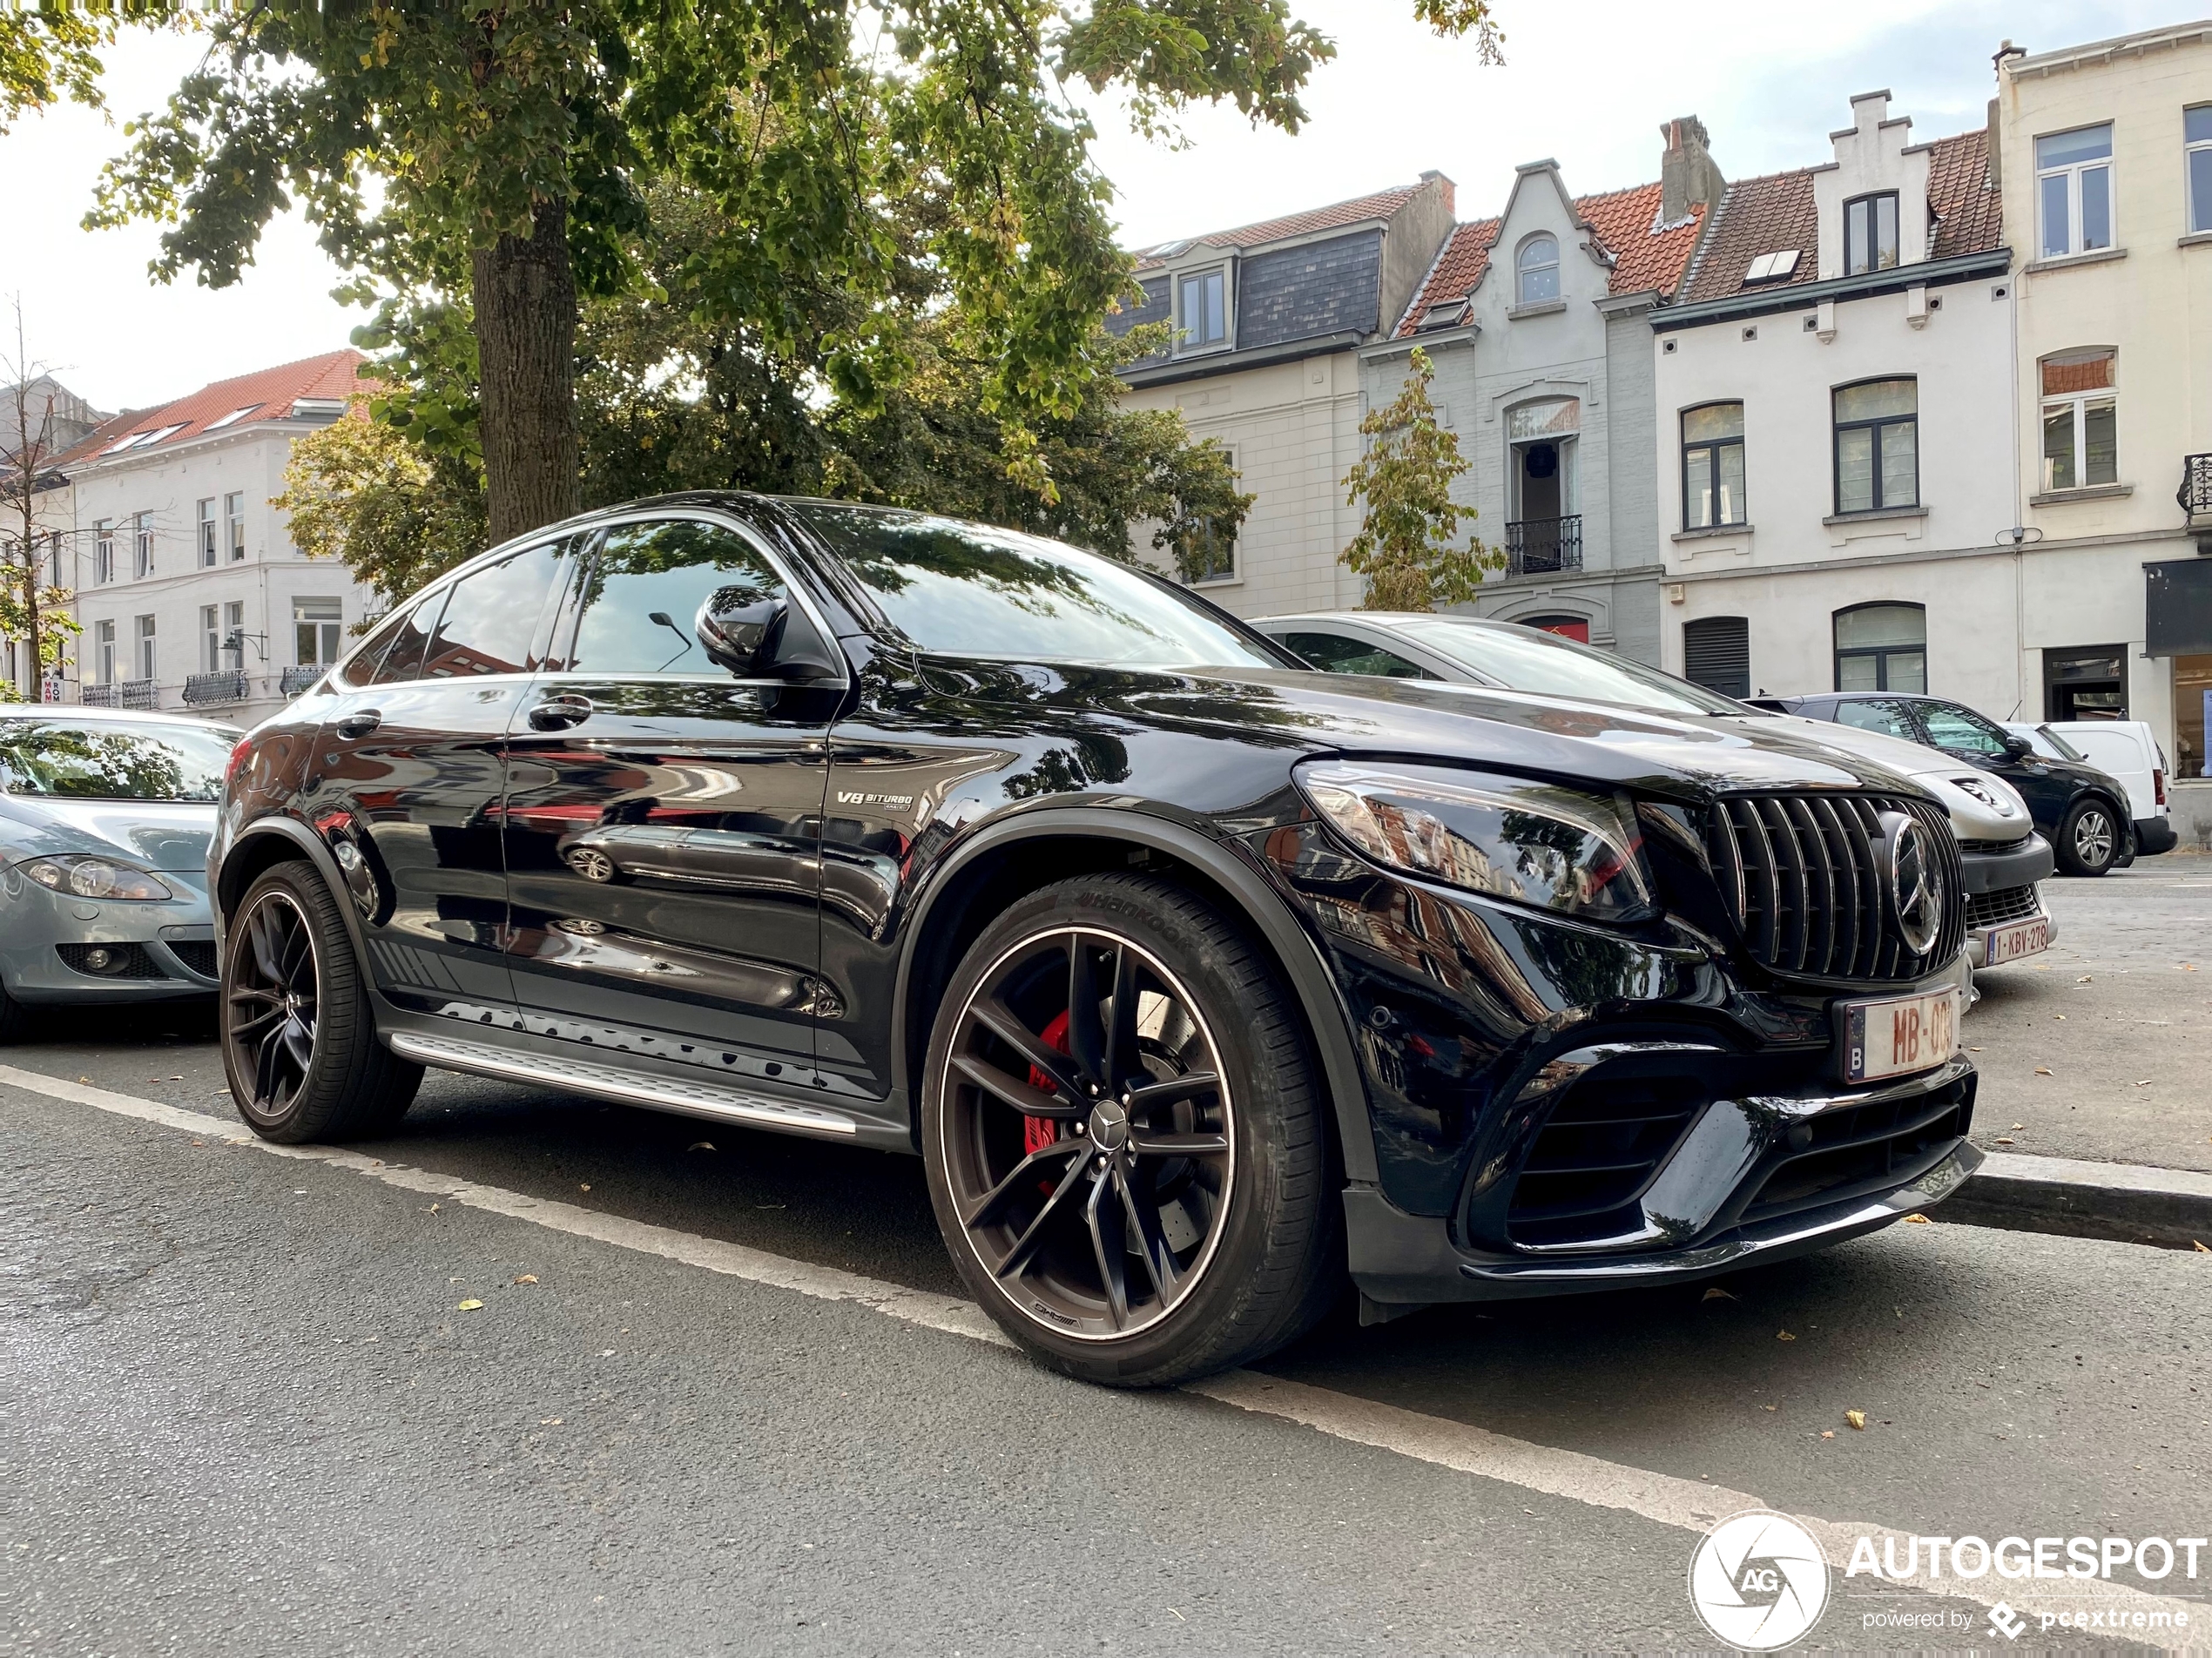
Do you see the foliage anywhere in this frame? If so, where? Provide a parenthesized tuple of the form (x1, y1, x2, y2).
(0, 6, 107, 135)
(273, 411, 489, 613)
(1339, 347, 1496, 612)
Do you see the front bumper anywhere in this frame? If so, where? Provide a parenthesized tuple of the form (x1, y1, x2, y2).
(0, 876, 218, 1004)
(1959, 835, 2054, 893)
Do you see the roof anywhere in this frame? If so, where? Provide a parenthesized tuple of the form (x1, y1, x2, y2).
(51, 350, 368, 469)
(1134, 184, 1424, 271)
(1676, 127, 2000, 306)
(1394, 181, 1708, 337)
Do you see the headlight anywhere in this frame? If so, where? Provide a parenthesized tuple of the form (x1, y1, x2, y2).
(1948, 776, 2020, 818)
(1296, 761, 1651, 922)
(16, 854, 177, 901)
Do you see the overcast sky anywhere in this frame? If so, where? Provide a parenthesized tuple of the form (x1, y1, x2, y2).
(1, 0, 2182, 414)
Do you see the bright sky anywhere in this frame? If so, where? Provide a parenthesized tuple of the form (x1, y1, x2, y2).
(0, 0, 2183, 416)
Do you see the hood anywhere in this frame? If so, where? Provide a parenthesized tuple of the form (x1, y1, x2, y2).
(930, 661, 1931, 802)
(0, 797, 217, 875)
(1737, 716, 2032, 838)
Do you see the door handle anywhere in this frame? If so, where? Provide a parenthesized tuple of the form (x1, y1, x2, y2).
(529, 695, 595, 732)
(334, 710, 382, 738)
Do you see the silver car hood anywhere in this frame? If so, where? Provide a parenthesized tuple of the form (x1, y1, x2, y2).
(0, 797, 217, 875)
(1724, 717, 2033, 839)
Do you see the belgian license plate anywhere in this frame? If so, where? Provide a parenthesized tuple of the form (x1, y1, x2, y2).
(1841, 987, 1961, 1084)
(1981, 915, 2050, 967)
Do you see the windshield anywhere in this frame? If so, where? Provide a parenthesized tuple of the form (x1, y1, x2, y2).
(2034, 725, 2088, 763)
(1385, 617, 1748, 716)
(0, 719, 236, 802)
(785, 504, 1288, 670)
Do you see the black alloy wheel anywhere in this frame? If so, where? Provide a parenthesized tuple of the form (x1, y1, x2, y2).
(220, 861, 421, 1143)
(923, 874, 1340, 1386)
(2056, 798, 2120, 878)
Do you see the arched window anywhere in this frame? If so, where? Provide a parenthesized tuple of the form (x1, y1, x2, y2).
(1833, 603, 1926, 692)
(1832, 379, 1918, 514)
(1683, 616, 1750, 699)
(1517, 235, 1561, 305)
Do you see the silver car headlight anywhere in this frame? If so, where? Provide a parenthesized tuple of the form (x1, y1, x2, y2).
(1296, 761, 1652, 923)
(15, 854, 178, 902)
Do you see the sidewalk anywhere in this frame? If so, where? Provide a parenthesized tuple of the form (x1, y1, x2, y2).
(1947, 1151, 2212, 1250)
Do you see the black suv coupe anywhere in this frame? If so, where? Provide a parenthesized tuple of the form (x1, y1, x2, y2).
(212, 496, 1980, 1385)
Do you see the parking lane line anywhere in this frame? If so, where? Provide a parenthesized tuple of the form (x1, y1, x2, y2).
(4, 1061, 2201, 1648)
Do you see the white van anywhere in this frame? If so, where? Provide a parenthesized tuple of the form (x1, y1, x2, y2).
(2005, 720, 2175, 859)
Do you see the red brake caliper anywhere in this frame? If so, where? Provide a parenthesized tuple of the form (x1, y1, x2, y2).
(1024, 1009, 1074, 1161)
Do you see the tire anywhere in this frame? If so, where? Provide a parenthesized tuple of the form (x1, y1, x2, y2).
(2054, 798, 2121, 878)
(0, 978, 27, 1045)
(921, 873, 1342, 1386)
(221, 860, 421, 1143)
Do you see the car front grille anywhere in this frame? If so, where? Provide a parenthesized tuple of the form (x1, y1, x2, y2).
(1505, 1074, 1706, 1247)
(1965, 884, 2040, 931)
(1706, 793, 1965, 981)
(1741, 1071, 1973, 1224)
(166, 940, 219, 979)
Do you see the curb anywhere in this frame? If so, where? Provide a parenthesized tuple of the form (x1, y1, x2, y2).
(1943, 1150, 2212, 1250)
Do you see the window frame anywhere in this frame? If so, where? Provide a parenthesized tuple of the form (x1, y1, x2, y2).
(1515, 233, 1561, 306)
(1680, 401, 1747, 529)
(94, 620, 116, 685)
(196, 498, 217, 569)
(2187, 105, 2212, 236)
(2034, 122, 2115, 259)
(1831, 377, 1919, 515)
(132, 511, 154, 580)
(1681, 614, 1751, 699)
(201, 604, 222, 672)
(1843, 192, 1900, 274)
(1173, 265, 1231, 355)
(1831, 602, 1928, 694)
(1184, 443, 1239, 586)
(93, 520, 113, 585)
(224, 491, 246, 561)
(133, 613, 157, 683)
(2038, 350, 2118, 493)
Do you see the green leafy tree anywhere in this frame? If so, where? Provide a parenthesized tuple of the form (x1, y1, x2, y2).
(92, 1, 1499, 545)
(273, 409, 489, 614)
(0, 8, 107, 135)
(1339, 346, 1497, 611)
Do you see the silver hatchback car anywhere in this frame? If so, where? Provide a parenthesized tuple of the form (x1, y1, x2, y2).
(0, 706, 239, 1040)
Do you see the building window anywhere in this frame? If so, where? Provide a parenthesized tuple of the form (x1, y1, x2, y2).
(2036, 124, 2114, 259)
(197, 498, 217, 568)
(1176, 268, 1227, 351)
(1683, 616, 1751, 699)
(1682, 402, 1746, 528)
(95, 620, 116, 685)
(2188, 107, 2212, 235)
(1833, 603, 1926, 692)
(225, 491, 246, 560)
(2040, 350, 2117, 492)
(134, 614, 157, 682)
(226, 601, 244, 655)
(202, 605, 222, 672)
(2175, 653, 2212, 780)
(1832, 378, 1918, 514)
(295, 596, 345, 665)
(2043, 644, 2128, 723)
(1516, 234, 1560, 305)
(93, 520, 113, 584)
(1843, 192, 1899, 273)
(1519, 614, 1588, 643)
(132, 511, 153, 579)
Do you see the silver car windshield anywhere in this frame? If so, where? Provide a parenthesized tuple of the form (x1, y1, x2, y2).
(0, 720, 235, 802)
(1384, 617, 1749, 717)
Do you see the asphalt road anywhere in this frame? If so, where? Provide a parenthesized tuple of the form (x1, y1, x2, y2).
(3, 986, 2209, 1654)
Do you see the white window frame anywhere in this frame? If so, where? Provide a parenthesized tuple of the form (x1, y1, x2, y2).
(202, 604, 222, 672)
(93, 520, 113, 585)
(132, 512, 153, 580)
(1515, 234, 1561, 306)
(2039, 350, 2118, 494)
(1173, 265, 1231, 355)
(197, 498, 218, 568)
(2035, 124, 2114, 259)
(224, 491, 246, 561)
(294, 596, 345, 666)
(95, 620, 116, 685)
(134, 614, 157, 682)
(2187, 105, 2212, 236)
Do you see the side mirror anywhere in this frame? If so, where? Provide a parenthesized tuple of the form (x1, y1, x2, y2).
(696, 585, 841, 682)
(2001, 733, 2033, 760)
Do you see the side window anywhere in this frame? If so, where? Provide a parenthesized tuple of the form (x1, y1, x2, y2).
(1280, 630, 1436, 680)
(357, 591, 445, 687)
(1919, 703, 2009, 756)
(561, 520, 786, 675)
(1835, 698, 1919, 740)
(422, 540, 567, 678)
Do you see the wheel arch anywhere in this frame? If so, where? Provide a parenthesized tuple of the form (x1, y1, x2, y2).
(890, 807, 1379, 1186)
(215, 819, 374, 972)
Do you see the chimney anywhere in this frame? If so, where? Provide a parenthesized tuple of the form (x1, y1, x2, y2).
(1420, 168, 1455, 217)
(1661, 116, 1722, 224)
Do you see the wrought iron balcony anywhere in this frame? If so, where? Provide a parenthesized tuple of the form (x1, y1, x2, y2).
(184, 671, 252, 706)
(83, 677, 158, 711)
(2180, 454, 2212, 522)
(280, 665, 325, 697)
(1505, 514, 1583, 576)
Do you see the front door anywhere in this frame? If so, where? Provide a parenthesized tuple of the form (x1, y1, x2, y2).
(501, 516, 840, 1092)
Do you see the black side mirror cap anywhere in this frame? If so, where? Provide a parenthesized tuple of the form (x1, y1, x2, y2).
(2001, 733, 2034, 759)
(696, 585, 843, 682)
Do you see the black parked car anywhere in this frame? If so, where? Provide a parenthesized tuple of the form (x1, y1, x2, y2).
(212, 496, 1981, 1385)
(1745, 691, 2136, 878)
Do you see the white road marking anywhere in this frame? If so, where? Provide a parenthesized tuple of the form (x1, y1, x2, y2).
(4, 1062, 2201, 1648)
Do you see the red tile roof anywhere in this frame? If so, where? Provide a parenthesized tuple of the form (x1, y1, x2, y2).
(1134, 184, 1425, 270)
(1395, 179, 1708, 336)
(1926, 127, 2001, 259)
(54, 349, 368, 468)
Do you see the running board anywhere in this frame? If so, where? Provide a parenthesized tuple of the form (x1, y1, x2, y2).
(387, 1031, 860, 1139)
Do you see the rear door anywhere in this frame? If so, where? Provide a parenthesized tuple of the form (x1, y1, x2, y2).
(298, 538, 572, 1017)
(500, 516, 843, 1090)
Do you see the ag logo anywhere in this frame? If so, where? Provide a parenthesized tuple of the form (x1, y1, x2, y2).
(1689, 1510, 1831, 1651)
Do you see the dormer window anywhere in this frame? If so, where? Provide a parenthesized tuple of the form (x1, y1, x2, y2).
(1516, 235, 1560, 305)
(1177, 267, 1229, 352)
(1844, 192, 1898, 274)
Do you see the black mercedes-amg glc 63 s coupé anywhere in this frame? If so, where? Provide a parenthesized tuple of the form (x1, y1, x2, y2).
(212, 496, 1980, 1385)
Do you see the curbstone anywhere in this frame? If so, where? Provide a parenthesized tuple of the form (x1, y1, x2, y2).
(1941, 1150, 2212, 1250)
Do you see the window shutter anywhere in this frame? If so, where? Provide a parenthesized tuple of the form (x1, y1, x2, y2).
(1683, 617, 1751, 699)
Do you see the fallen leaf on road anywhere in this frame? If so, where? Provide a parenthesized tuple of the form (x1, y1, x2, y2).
(1845, 1410, 1867, 1431)
(2011, 1122, 2025, 1129)
(1821, 1430, 1835, 1439)
(1969, 1046, 1984, 1051)
(2181, 964, 2198, 972)
(579, 1183, 591, 1193)
(2033, 964, 2052, 972)
(2034, 1067, 2053, 1076)
(2195, 1241, 2209, 1253)
(170, 1074, 182, 1081)
(191, 1140, 205, 1147)
(1702, 1287, 1737, 1302)
(1763, 1404, 1777, 1412)
(2054, 1014, 2067, 1021)
(1904, 1214, 1931, 1223)
(2077, 975, 2093, 984)
(686, 1141, 716, 1153)
(1995, 1137, 2014, 1145)
(1777, 1331, 1797, 1341)
(426, 1203, 441, 1213)
(2134, 1080, 2153, 1087)
(514, 1275, 538, 1284)
(456, 1299, 484, 1311)
(539, 1417, 563, 1425)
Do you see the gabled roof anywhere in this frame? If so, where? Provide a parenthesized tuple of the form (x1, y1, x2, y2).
(1394, 179, 1708, 337)
(1134, 184, 1425, 272)
(1676, 127, 2001, 307)
(51, 349, 368, 469)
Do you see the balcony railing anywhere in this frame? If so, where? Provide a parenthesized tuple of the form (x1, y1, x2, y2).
(1505, 514, 1583, 576)
(280, 665, 325, 697)
(184, 671, 251, 706)
(83, 678, 158, 711)
(2180, 454, 2212, 521)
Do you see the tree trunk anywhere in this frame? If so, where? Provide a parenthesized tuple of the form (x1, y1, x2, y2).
(472, 196, 581, 543)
